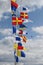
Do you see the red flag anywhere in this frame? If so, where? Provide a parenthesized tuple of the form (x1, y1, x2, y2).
(12, 17, 24, 25)
(17, 46, 23, 50)
(20, 12, 28, 19)
(11, 1, 18, 8)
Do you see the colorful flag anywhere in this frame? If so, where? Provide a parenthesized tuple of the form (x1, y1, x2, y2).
(17, 46, 26, 50)
(17, 50, 25, 57)
(16, 37, 21, 41)
(21, 36, 27, 43)
(23, 7, 27, 10)
(11, 6, 17, 11)
(12, 17, 24, 25)
(13, 43, 18, 49)
(18, 42, 22, 46)
(13, 26, 16, 34)
(13, 43, 26, 50)
(11, 1, 18, 8)
(19, 30, 23, 35)
(20, 12, 28, 19)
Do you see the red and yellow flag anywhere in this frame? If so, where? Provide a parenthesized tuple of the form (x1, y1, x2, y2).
(12, 17, 24, 25)
(20, 12, 28, 19)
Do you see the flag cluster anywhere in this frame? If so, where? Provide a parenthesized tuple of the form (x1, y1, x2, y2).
(11, 0, 29, 63)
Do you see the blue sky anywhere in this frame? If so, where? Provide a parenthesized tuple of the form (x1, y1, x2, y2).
(0, 0, 43, 65)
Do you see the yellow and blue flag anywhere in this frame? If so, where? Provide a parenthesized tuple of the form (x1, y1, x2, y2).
(17, 50, 25, 57)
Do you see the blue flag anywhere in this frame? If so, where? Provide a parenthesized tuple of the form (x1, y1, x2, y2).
(21, 51, 25, 57)
(11, 6, 17, 11)
(18, 42, 22, 46)
(23, 7, 26, 11)
(13, 26, 16, 34)
(16, 37, 21, 41)
(15, 56, 19, 62)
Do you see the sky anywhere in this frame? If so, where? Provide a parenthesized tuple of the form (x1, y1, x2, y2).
(0, 0, 43, 65)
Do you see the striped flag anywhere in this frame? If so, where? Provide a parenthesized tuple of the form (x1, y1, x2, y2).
(21, 36, 27, 43)
(17, 50, 25, 57)
(12, 17, 24, 25)
(20, 12, 28, 19)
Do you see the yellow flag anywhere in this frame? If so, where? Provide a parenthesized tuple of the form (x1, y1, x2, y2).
(13, 43, 18, 49)
(17, 50, 21, 57)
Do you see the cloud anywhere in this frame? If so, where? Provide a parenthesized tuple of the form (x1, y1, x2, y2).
(0, 0, 11, 19)
(0, 28, 12, 35)
(17, 0, 43, 8)
(32, 26, 43, 35)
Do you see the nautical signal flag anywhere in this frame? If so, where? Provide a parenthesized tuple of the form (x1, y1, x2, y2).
(17, 50, 25, 57)
(12, 17, 24, 25)
(11, 1, 18, 8)
(13, 26, 16, 34)
(19, 30, 23, 35)
(13, 43, 26, 50)
(20, 12, 28, 19)
(16, 37, 21, 41)
(23, 7, 27, 11)
(18, 42, 22, 46)
(13, 43, 18, 49)
(21, 36, 27, 43)
(11, 6, 17, 11)
(17, 46, 25, 50)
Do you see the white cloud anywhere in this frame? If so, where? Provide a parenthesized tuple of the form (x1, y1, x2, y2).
(0, 29, 12, 35)
(32, 26, 43, 34)
(0, 0, 11, 19)
(17, 0, 43, 8)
